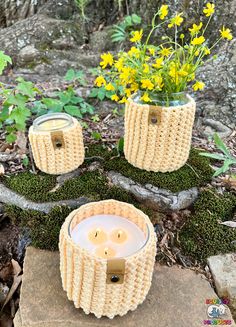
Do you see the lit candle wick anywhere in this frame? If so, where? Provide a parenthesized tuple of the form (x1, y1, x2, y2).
(104, 248, 108, 256)
(118, 231, 122, 238)
(95, 228, 101, 238)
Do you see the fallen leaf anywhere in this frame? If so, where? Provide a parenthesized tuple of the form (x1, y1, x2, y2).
(220, 221, 236, 228)
(0, 164, 5, 175)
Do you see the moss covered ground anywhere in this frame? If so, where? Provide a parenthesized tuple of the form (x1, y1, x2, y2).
(2, 144, 213, 204)
(3, 143, 234, 261)
(180, 190, 236, 261)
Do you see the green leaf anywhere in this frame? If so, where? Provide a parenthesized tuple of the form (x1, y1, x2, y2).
(199, 152, 225, 160)
(131, 14, 141, 24)
(70, 96, 84, 104)
(16, 78, 35, 98)
(42, 98, 63, 112)
(117, 137, 124, 155)
(65, 69, 76, 81)
(91, 131, 102, 140)
(97, 89, 106, 101)
(6, 93, 28, 107)
(22, 156, 29, 167)
(124, 16, 132, 26)
(214, 133, 231, 157)
(0, 51, 12, 75)
(91, 114, 100, 122)
(89, 88, 99, 97)
(6, 133, 17, 144)
(64, 105, 82, 118)
(9, 107, 31, 130)
(58, 92, 71, 105)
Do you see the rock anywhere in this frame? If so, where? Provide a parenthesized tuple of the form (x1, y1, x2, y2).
(14, 247, 236, 327)
(108, 171, 198, 211)
(89, 27, 117, 53)
(199, 118, 232, 138)
(0, 221, 19, 270)
(18, 45, 40, 64)
(208, 253, 236, 318)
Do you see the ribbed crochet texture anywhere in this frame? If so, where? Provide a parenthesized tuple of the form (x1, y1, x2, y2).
(59, 200, 157, 319)
(29, 118, 84, 174)
(124, 95, 196, 172)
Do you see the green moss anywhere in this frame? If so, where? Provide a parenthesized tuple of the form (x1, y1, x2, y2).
(5, 205, 71, 251)
(179, 190, 236, 261)
(3, 171, 108, 202)
(87, 145, 213, 192)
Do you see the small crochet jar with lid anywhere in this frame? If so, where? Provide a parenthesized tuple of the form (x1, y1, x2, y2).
(124, 92, 196, 173)
(29, 113, 84, 175)
(59, 199, 157, 319)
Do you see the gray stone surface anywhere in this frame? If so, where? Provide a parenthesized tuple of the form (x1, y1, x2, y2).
(108, 171, 198, 212)
(14, 247, 236, 327)
(208, 253, 236, 317)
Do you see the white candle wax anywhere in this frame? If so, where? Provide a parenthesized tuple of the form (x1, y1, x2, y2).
(39, 119, 68, 130)
(71, 215, 147, 258)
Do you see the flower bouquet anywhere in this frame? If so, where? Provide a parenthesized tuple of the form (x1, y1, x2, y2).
(94, 3, 233, 172)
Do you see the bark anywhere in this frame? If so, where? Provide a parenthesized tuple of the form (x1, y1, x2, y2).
(0, 183, 90, 213)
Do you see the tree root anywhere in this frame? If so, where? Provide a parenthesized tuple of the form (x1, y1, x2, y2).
(0, 183, 90, 214)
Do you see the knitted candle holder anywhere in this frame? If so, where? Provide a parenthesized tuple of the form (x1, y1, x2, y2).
(29, 113, 84, 175)
(59, 200, 157, 319)
(124, 95, 196, 172)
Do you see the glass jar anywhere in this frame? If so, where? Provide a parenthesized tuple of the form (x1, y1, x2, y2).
(33, 113, 74, 132)
(133, 91, 189, 107)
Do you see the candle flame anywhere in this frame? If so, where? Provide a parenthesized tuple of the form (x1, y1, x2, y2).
(95, 228, 101, 238)
(104, 247, 109, 255)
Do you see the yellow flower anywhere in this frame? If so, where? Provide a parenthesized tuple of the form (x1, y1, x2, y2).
(180, 33, 185, 39)
(220, 26, 233, 40)
(94, 75, 106, 87)
(143, 63, 150, 73)
(125, 88, 132, 97)
(159, 46, 172, 57)
(114, 57, 124, 72)
(189, 22, 203, 35)
(130, 29, 143, 43)
(203, 47, 211, 55)
(111, 94, 119, 102)
(141, 92, 151, 102)
(145, 56, 150, 61)
(168, 13, 183, 28)
(119, 97, 127, 103)
(105, 83, 115, 91)
(191, 35, 205, 45)
(128, 46, 140, 57)
(193, 81, 205, 91)
(154, 75, 163, 89)
(148, 47, 155, 56)
(130, 83, 139, 92)
(203, 3, 215, 17)
(100, 52, 113, 69)
(153, 57, 164, 69)
(119, 67, 133, 83)
(141, 79, 154, 90)
(194, 50, 200, 56)
(159, 4, 168, 20)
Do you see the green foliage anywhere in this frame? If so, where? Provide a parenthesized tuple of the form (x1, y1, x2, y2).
(111, 14, 142, 43)
(200, 133, 236, 177)
(180, 190, 236, 261)
(0, 77, 38, 142)
(0, 51, 12, 75)
(74, 0, 89, 19)
(117, 137, 124, 155)
(91, 131, 102, 140)
(0, 66, 95, 143)
(89, 86, 113, 101)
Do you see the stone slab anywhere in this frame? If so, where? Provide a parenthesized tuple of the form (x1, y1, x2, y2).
(208, 253, 236, 317)
(14, 247, 236, 327)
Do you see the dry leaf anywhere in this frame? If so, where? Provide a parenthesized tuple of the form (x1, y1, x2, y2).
(220, 221, 236, 228)
(0, 260, 22, 312)
(0, 164, 4, 175)
(15, 131, 27, 155)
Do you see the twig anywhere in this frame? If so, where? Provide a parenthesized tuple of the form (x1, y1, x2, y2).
(186, 163, 200, 178)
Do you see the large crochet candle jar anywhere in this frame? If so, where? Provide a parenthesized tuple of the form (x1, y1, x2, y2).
(59, 200, 157, 319)
(124, 92, 196, 172)
(29, 113, 84, 175)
